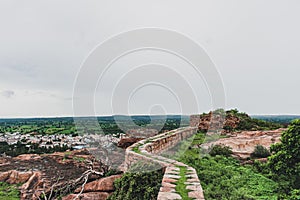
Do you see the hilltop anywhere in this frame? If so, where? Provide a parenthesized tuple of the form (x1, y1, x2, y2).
(190, 109, 283, 133)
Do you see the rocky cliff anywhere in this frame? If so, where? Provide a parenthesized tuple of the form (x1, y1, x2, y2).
(190, 111, 240, 133)
(190, 109, 282, 134)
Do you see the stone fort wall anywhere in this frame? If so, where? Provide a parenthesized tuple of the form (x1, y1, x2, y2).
(125, 126, 205, 200)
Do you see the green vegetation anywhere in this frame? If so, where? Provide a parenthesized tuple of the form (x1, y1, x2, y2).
(188, 156, 278, 200)
(251, 145, 271, 158)
(0, 118, 77, 135)
(268, 119, 300, 198)
(0, 115, 189, 136)
(0, 182, 19, 200)
(173, 132, 279, 199)
(172, 120, 300, 199)
(227, 109, 283, 131)
(108, 161, 163, 200)
(132, 144, 142, 153)
(0, 141, 70, 157)
(1, 112, 299, 199)
(198, 109, 283, 133)
(209, 144, 233, 157)
(253, 115, 300, 127)
(72, 156, 85, 162)
(175, 166, 192, 200)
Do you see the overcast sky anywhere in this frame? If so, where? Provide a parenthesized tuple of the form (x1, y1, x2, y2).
(0, 0, 299, 118)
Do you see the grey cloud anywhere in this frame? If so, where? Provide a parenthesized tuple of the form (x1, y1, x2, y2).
(0, 0, 299, 117)
(1, 90, 15, 98)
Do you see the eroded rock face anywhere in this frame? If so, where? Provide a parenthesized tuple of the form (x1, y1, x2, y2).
(190, 112, 240, 133)
(202, 128, 285, 159)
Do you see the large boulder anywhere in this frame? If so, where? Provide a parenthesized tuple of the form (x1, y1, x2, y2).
(0, 170, 33, 184)
(74, 174, 122, 193)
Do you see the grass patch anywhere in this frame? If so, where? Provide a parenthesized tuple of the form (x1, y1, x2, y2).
(132, 144, 142, 153)
(64, 151, 72, 156)
(0, 182, 20, 200)
(175, 132, 278, 200)
(73, 156, 85, 162)
(175, 166, 192, 200)
(144, 139, 153, 144)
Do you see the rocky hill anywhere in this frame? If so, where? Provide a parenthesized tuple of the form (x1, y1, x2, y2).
(190, 109, 282, 133)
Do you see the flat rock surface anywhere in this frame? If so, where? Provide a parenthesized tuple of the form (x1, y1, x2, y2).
(201, 128, 285, 159)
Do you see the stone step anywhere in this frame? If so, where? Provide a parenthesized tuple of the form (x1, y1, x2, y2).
(163, 174, 180, 179)
(157, 192, 182, 200)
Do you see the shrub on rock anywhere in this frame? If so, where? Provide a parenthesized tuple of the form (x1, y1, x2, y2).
(250, 145, 270, 158)
(209, 145, 232, 157)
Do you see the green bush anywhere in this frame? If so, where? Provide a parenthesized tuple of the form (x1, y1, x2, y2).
(107, 161, 163, 200)
(269, 119, 300, 194)
(251, 145, 271, 158)
(209, 144, 232, 157)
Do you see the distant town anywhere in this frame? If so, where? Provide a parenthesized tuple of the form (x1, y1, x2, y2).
(0, 131, 121, 150)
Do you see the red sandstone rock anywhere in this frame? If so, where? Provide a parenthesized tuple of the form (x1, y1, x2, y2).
(0, 170, 33, 184)
(20, 171, 43, 200)
(202, 128, 285, 159)
(21, 171, 41, 190)
(8, 171, 33, 184)
(117, 137, 143, 149)
(0, 171, 9, 182)
(62, 192, 111, 200)
(14, 154, 41, 161)
(190, 112, 240, 133)
(74, 174, 122, 193)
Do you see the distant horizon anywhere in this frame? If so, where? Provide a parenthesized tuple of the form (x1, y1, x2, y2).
(1, 113, 300, 120)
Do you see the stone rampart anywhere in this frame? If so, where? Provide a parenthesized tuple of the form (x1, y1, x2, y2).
(125, 127, 205, 200)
